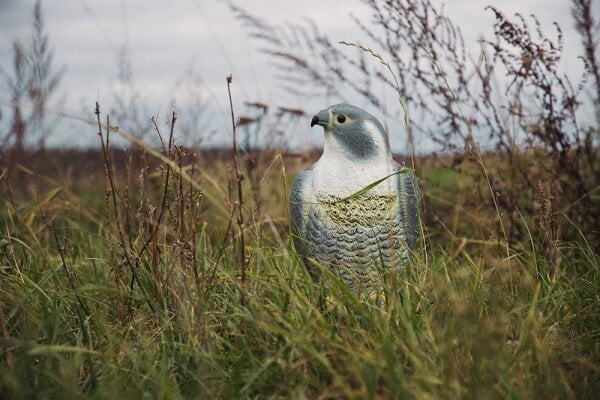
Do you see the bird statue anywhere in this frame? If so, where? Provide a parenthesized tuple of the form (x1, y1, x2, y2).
(290, 103, 421, 294)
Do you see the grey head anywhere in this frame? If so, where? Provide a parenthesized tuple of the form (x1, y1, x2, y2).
(310, 103, 390, 159)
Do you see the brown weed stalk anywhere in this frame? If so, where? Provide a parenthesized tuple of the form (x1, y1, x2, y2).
(226, 74, 249, 285)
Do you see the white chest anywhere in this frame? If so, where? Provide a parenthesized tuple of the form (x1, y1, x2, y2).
(312, 154, 397, 198)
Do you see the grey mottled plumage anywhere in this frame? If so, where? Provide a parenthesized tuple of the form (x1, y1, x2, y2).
(290, 103, 421, 292)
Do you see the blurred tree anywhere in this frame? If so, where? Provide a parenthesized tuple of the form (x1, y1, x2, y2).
(0, 0, 64, 153)
(27, 0, 65, 150)
(109, 43, 151, 141)
(571, 0, 600, 128)
(1, 41, 28, 153)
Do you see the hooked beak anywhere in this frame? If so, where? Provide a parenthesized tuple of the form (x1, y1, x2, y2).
(310, 109, 330, 128)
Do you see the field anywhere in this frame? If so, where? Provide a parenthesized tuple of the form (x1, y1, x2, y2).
(0, 138, 598, 399)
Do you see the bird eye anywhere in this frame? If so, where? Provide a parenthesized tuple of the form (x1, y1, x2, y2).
(337, 114, 346, 123)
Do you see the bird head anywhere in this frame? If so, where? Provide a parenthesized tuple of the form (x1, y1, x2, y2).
(311, 103, 390, 160)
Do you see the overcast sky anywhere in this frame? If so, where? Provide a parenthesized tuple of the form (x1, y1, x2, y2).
(0, 0, 590, 152)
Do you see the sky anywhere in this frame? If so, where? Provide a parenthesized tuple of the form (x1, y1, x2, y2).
(0, 0, 591, 152)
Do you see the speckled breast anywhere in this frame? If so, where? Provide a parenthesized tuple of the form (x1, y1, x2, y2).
(304, 193, 410, 290)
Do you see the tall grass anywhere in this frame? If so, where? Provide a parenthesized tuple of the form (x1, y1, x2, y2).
(1, 107, 598, 398)
(2, 0, 599, 397)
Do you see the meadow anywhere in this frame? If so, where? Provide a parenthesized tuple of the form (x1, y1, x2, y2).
(0, 117, 598, 399)
(1, 0, 599, 397)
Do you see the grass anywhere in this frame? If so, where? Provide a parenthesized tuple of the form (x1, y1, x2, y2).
(0, 142, 598, 399)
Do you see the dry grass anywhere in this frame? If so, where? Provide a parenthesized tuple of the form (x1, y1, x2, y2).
(1, 0, 598, 396)
(0, 117, 598, 398)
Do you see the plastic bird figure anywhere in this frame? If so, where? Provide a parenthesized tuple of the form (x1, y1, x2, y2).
(290, 103, 421, 293)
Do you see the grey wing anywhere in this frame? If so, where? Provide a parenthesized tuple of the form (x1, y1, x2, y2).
(289, 166, 314, 258)
(394, 164, 422, 249)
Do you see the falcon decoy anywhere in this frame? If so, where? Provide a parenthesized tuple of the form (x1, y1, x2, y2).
(290, 103, 421, 293)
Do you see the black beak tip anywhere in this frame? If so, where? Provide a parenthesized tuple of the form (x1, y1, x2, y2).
(310, 115, 319, 127)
